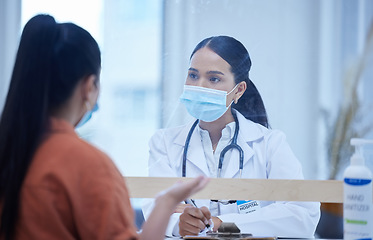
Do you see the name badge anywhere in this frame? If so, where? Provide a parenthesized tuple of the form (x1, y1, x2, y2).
(237, 200, 260, 214)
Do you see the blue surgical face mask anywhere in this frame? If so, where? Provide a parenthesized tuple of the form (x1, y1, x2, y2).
(76, 102, 99, 128)
(179, 85, 237, 122)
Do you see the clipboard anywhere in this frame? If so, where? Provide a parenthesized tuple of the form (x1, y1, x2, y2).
(183, 235, 277, 240)
(183, 222, 277, 240)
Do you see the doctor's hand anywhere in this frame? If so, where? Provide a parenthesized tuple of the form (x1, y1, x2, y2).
(141, 176, 209, 240)
(179, 206, 211, 236)
(211, 216, 222, 232)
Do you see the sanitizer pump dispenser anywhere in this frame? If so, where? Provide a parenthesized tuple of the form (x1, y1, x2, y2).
(343, 138, 373, 240)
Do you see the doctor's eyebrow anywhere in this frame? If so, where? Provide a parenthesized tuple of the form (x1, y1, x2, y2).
(207, 70, 224, 75)
(188, 68, 225, 76)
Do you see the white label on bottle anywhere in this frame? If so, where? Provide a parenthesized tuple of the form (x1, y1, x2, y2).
(344, 178, 372, 240)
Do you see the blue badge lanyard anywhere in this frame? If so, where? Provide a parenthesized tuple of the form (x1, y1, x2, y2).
(182, 111, 244, 178)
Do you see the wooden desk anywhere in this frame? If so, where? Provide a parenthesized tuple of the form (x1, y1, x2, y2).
(126, 177, 345, 202)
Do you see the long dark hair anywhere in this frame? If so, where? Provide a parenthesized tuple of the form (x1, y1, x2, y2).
(190, 36, 269, 128)
(0, 14, 101, 239)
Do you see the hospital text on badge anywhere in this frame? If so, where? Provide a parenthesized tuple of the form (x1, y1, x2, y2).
(237, 200, 261, 214)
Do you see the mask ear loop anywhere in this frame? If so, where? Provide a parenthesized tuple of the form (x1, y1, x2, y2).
(227, 84, 239, 95)
(227, 84, 239, 104)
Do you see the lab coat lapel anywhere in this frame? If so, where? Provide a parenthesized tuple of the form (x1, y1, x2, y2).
(223, 111, 264, 178)
(174, 121, 210, 176)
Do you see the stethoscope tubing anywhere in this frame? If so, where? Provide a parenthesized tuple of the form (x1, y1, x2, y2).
(182, 110, 244, 178)
(182, 120, 199, 177)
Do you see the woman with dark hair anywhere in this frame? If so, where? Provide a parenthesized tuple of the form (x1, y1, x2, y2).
(143, 36, 320, 238)
(0, 14, 208, 240)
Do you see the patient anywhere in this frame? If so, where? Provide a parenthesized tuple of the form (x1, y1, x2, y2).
(0, 14, 208, 240)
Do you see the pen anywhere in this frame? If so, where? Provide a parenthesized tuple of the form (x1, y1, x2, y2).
(184, 199, 198, 208)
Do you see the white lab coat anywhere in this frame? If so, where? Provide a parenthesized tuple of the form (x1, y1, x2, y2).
(142, 110, 320, 238)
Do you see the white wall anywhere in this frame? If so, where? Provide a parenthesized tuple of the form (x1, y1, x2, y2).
(161, 0, 373, 180)
(0, 0, 21, 113)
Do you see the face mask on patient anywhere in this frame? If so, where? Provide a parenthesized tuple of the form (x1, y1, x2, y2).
(76, 102, 99, 128)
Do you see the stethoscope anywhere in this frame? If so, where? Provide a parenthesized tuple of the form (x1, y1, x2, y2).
(182, 110, 244, 178)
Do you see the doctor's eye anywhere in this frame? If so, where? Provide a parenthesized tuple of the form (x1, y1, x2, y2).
(209, 77, 221, 83)
(188, 73, 198, 80)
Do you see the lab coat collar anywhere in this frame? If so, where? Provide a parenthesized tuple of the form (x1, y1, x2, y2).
(233, 109, 265, 142)
(174, 110, 266, 178)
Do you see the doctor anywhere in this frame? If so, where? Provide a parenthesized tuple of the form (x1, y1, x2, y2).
(143, 36, 320, 238)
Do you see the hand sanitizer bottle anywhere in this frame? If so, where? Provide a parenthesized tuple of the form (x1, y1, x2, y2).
(343, 138, 373, 240)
